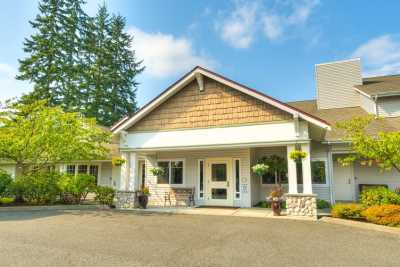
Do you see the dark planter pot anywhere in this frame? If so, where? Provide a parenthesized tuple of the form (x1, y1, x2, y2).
(271, 200, 282, 216)
(138, 195, 149, 209)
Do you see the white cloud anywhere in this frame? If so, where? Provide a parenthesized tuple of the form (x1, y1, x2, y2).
(0, 63, 32, 102)
(216, 0, 320, 47)
(262, 14, 283, 41)
(129, 27, 215, 78)
(216, 1, 258, 49)
(262, 0, 320, 41)
(352, 35, 400, 76)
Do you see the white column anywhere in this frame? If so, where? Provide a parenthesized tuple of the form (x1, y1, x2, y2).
(301, 143, 313, 194)
(287, 144, 298, 194)
(128, 152, 139, 191)
(120, 152, 129, 191)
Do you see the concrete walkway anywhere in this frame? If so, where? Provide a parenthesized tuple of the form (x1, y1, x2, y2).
(130, 206, 317, 220)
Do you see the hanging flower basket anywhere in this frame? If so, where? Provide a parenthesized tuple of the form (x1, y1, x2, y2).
(112, 156, 126, 166)
(289, 150, 307, 163)
(251, 163, 269, 177)
(149, 167, 165, 177)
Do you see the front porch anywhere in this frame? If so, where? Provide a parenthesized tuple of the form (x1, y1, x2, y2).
(117, 143, 320, 217)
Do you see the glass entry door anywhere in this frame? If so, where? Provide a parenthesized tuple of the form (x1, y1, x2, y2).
(205, 158, 233, 206)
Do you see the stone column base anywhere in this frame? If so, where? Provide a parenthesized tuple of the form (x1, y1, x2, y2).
(285, 193, 317, 218)
(115, 191, 138, 209)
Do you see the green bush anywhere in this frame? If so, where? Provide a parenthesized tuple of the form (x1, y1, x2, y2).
(0, 169, 13, 197)
(58, 174, 96, 204)
(13, 172, 61, 204)
(0, 197, 15, 205)
(317, 199, 331, 209)
(255, 201, 271, 208)
(331, 203, 365, 219)
(360, 187, 400, 206)
(95, 186, 116, 206)
(362, 205, 400, 227)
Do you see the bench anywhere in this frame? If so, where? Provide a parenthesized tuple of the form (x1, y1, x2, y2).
(164, 187, 195, 207)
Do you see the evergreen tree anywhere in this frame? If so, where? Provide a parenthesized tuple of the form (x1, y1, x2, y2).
(17, 1, 144, 126)
(84, 7, 144, 126)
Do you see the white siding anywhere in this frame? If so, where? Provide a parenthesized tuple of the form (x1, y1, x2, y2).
(377, 96, 400, 117)
(143, 149, 252, 207)
(316, 59, 362, 109)
(353, 163, 400, 197)
(359, 93, 376, 114)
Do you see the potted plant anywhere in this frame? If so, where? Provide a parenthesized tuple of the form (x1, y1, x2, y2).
(289, 150, 307, 163)
(267, 186, 285, 216)
(112, 156, 126, 166)
(149, 167, 165, 177)
(138, 186, 150, 209)
(251, 163, 269, 177)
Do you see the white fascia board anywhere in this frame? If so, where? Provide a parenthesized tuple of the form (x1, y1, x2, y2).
(113, 68, 331, 133)
(196, 69, 331, 130)
(112, 71, 196, 134)
(121, 122, 304, 150)
(354, 87, 372, 98)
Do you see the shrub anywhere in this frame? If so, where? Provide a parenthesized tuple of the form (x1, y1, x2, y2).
(360, 187, 400, 206)
(58, 174, 96, 204)
(13, 172, 61, 204)
(362, 205, 400, 227)
(0, 169, 13, 197)
(0, 197, 15, 205)
(95, 186, 115, 206)
(331, 203, 365, 219)
(256, 201, 271, 208)
(317, 199, 331, 209)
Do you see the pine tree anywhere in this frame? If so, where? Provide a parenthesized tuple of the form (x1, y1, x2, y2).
(17, 1, 144, 126)
(84, 7, 144, 126)
(17, 0, 68, 105)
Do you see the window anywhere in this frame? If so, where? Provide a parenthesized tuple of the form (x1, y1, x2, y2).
(198, 160, 204, 199)
(234, 159, 240, 199)
(312, 161, 326, 184)
(78, 165, 88, 174)
(211, 164, 227, 182)
(66, 165, 76, 175)
(171, 161, 183, 184)
(89, 165, 99, 178)
(157, 160, 184, 185)
(262, 172, 276, 184)
(157, 161, 170, 184)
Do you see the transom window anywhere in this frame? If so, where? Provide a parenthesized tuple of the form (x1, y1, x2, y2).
(157, 160, 184, 185)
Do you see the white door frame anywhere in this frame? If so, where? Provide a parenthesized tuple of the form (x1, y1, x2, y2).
(204, 157, 234, 206)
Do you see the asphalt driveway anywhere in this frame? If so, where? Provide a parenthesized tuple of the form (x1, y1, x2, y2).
(0, 209, 399, 267)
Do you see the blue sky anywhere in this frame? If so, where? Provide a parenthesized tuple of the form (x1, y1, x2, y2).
(1, 0, 400, 106)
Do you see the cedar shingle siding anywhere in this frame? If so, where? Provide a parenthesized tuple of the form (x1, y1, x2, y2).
(129, 78, 291, 132)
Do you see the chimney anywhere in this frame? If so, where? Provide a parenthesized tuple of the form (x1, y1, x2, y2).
(315, 58, 362, 109)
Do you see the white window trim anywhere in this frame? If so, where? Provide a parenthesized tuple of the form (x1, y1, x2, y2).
(311, 158, 329, 187)
(156, 159, 186, 187)
(198, 159, 204, 199)
(65, 163, 101, 180)
(233, 158, 241, 200)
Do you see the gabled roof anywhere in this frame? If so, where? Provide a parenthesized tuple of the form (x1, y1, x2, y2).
(354, 74, 400, 97)
(288, 99, 400, 141)
(111, 66, 331, 134)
